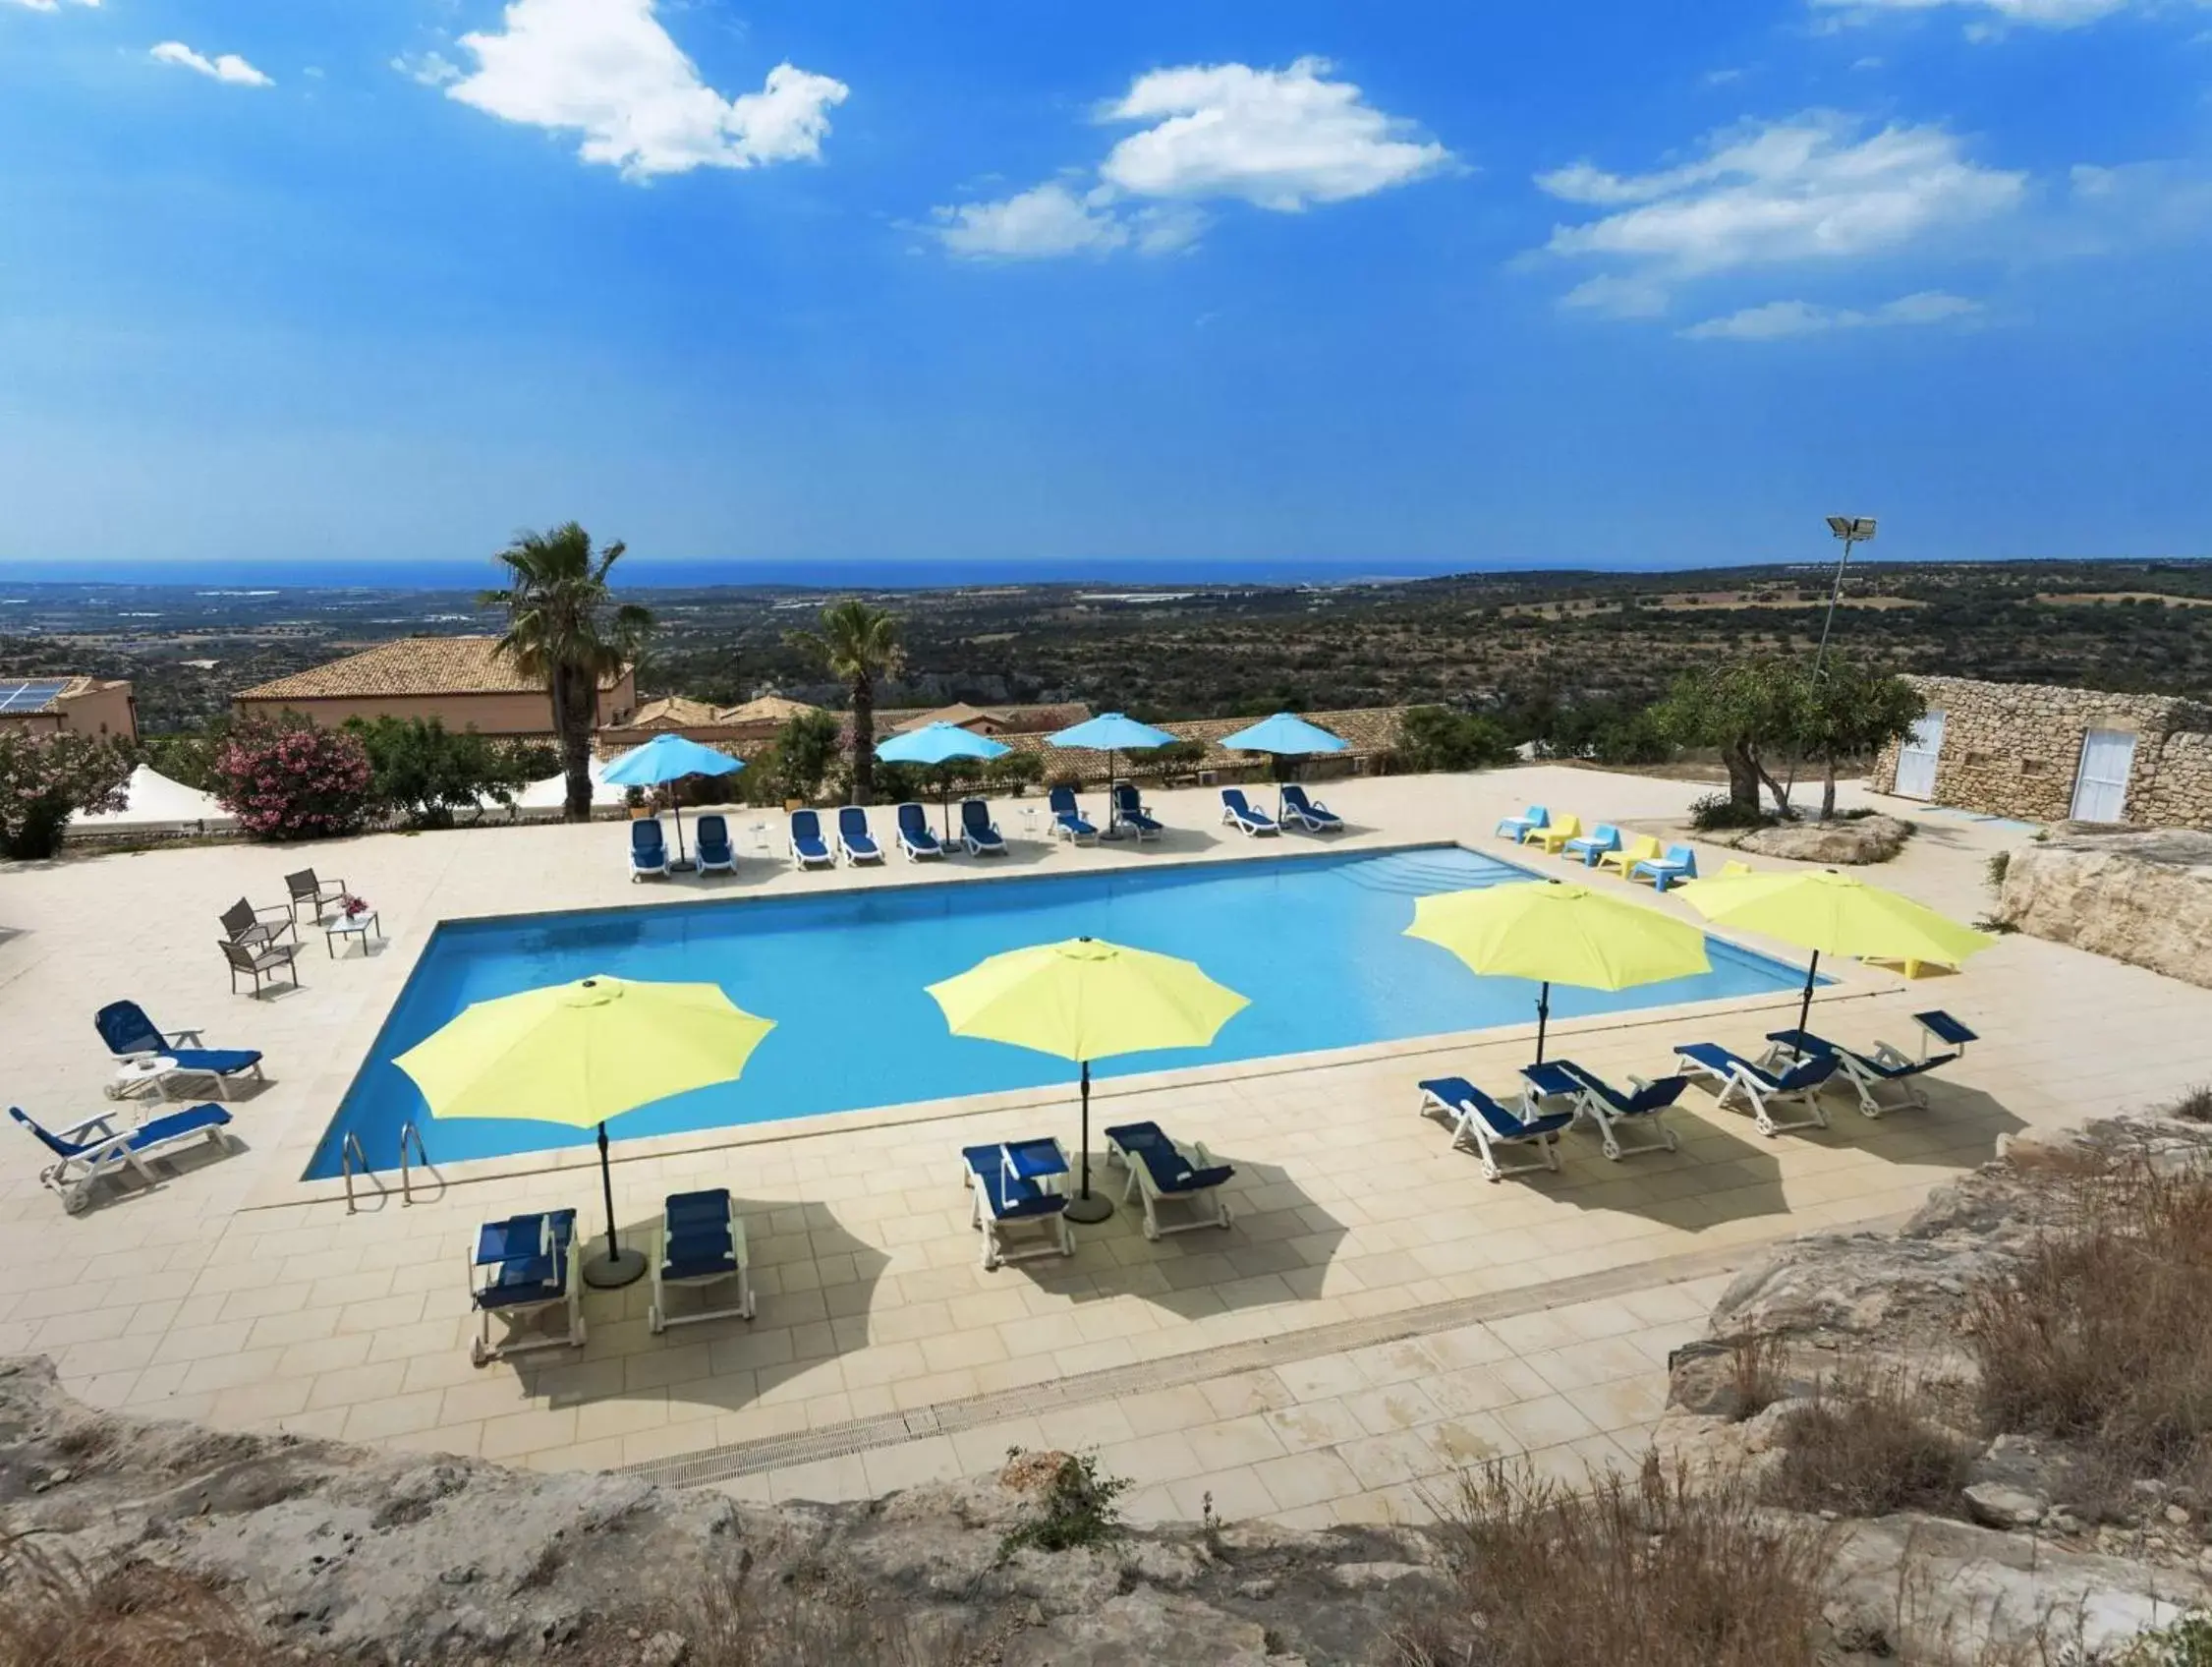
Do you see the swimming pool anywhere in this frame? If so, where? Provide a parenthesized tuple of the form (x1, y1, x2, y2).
(308, 845, 1811, 1178)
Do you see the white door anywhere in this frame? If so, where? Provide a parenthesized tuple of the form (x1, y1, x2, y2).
(1894, 711, 1944, 800)
(2070, 728, 2136, 823)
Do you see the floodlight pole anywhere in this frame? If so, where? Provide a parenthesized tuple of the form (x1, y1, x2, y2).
(1783, 517, 1877, 810)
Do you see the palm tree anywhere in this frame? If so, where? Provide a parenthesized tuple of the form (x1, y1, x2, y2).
(481, 523, 653, 822)
(793, 600, 903, 804)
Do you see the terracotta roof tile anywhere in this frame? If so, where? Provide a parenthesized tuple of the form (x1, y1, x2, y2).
(236, 637, 626, 702)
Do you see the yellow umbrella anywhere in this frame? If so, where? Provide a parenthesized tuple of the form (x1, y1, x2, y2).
(927, 938, 1247, 1223)
(1404, 879, 1710, 1062)
(1677, 868, 1995, 1038)
(395, 974, 774, 1288)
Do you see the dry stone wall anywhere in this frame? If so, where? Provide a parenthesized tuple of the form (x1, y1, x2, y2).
(1871, 674, 2212, 829)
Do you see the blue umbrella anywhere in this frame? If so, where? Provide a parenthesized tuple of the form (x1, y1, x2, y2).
(877, 721, 1010, 839)
(600, 733, 745, 869)
(1048, 713, 1178, 839)
(1219, 713, 1349, 820)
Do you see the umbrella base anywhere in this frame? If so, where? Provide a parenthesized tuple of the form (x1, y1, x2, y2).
(1063, 1191, 1114, 1226)
(582, 1246, 648, 1290)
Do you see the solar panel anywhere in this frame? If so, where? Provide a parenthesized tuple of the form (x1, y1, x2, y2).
(0, 679, 69, 713)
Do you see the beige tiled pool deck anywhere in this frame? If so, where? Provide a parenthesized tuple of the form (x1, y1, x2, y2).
(5, 767, 2208, 1529)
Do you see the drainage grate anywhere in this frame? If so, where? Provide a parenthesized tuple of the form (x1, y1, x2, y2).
(620, 1238, 1757, 1492)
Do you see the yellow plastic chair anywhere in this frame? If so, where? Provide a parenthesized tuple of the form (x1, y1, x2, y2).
(1599, 835, 1663, 878)
(1525, 813, 1582, 854)
(1719, 859, 1753, 878)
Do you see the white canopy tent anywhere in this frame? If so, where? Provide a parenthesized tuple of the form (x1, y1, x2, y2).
(72, 764, 236, 833)
(513, 758, 629, 812)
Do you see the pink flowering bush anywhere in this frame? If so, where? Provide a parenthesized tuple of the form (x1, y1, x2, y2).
(0, 730, 132, 858)
(211, 719, 373, 841)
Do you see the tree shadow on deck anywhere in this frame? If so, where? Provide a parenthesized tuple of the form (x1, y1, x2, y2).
(513, 1194, 892, 1420)
(1009, 1155, 1348, 1321)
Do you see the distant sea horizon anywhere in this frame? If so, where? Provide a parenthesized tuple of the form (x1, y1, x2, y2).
(0, 550, 2176, 593)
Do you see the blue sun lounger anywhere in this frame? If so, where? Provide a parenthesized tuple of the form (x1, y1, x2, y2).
(1110, 783, 1163, 841)
(1416, 1076, 1574, 1180)
(788, 809, 833, 870)
(469, 1208, 585, 1366)
(895, 801, 944, 860)
(648, 1188, 754, 1333)
(1630, 844, 1699, 892)
(1104, 1121, 1235, 1239)
(93, 1001, 264, 1101)
(1761, 1010, 1978, 1118)
(960, 798, 1007, 856)
(961, 1139, 1074, 1271)
(836, 805, 884, 865)
(1551, 1060, 1685, 1160)
(10, 1103, 235, 1214)
(1219, 788, 1278, 836)
(1496, 805, 1548, 840)
(1673, 1042, 1838, 1135)
(629, 819, 670, 881)
(1049, 786, 1098, 844)
(694, 814, 736, 875)
(1279, 783, 1342, 832)
(1562, 823, 1622, 866)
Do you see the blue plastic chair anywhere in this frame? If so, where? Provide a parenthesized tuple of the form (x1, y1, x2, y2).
(629, 819, 669, 881)
(1496, 805, 1548, 840)
(1631, 843, 1699, 891)
(694, 814, 736, 875)
(788, 810, 833, 870)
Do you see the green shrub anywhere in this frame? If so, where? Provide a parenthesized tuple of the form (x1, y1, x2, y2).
(1689, 791, 1773, 833)
(1394, 706, 1512, 773)
(997, 1451, 1129, 1558)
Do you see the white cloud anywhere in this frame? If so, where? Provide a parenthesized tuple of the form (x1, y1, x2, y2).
(930, 185, 1211, 261)
(1536, 112, 2024, 312)
(393, 52, 462, 88)
(149, 42, 273, 87)
(444, 0, 847, 180)
(4, 0, 100, 11)
(934, 182, 1132, 259)
(1681, 290, 1984, 338)
(1097, 57, 1450, 211)
(930, 57, 1445, 261)
(1810, 0, 2141, 28)
(1560, 274, 1673, 317)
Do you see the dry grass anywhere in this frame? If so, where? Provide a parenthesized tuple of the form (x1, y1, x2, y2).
(1763, 1371, 1974, 1519)
(1724, 1333, 1787, 1421)
(2170, 1086, 2212, 1125)
(0, 1533, 282, 1667)
(1967, 1156, 2212, 1493)
(1393, 1455, 1834, 1667)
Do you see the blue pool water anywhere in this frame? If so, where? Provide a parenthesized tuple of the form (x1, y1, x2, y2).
(308, 846, 1812, 1178)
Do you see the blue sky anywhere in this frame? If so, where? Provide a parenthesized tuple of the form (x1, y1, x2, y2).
(3, 0, 2210, 570)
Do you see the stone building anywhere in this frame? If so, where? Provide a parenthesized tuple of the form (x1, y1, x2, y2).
(1871, 674, 2212, 830)
(234, 637, 636, 738)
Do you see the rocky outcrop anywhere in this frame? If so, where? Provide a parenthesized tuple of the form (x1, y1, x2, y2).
(1728, 814, 1913, 866)
(1656, 1114, 2212, 1661)
(0, 1354, 1446, 1667)
(1996, 828, 2212, 989)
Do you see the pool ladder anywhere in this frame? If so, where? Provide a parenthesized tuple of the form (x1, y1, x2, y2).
(398, 1121, 428, 1206)
(340, 1133, 368, 1214)
(339, 1123, 429, 1213)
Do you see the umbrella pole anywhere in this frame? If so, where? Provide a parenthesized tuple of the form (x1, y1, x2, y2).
(1064, 1059, 1113, 1224)
(672, 798, 690, 870)
(582, 1121, 647, 1289)
(1797, 951, 1821, 1038)
(1535, 982, 1551, 1064)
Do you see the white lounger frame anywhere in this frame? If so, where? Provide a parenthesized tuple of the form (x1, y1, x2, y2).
(1416, 1084, 1563, 1181)
(1105, 1131, 1234, 1240)
(648, 1211, 755, 1334)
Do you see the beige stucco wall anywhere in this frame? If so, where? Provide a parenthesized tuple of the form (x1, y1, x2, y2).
(234, 670, 636, 738)
(0, 683, 137, 742)
(59, 682, 137, 740)
(1872, 673, 2212, 829)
